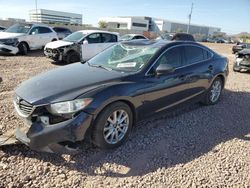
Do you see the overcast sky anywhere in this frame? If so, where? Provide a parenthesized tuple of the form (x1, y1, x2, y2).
(0, 0, 249, 34)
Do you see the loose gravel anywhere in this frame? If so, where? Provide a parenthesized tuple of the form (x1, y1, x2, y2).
(0, 44, 250, 187)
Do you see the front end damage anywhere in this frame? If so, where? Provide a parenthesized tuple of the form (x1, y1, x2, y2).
(0, 43, 19, 55)
(233, 49, 250, 72)
(44, 44, 80, 62)
(3, 95, 94, 154)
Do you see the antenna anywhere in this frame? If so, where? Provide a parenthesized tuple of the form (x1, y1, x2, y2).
(187, 3, 193, 34)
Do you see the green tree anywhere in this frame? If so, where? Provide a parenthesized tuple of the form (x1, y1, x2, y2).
(98, 21, 108, 29)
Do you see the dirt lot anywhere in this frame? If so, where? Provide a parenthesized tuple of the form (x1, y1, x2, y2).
(0, 43, 250, 187)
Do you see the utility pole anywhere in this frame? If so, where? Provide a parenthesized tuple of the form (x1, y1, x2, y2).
(35, 0, 38, 22)
(187, 3, 193, 34)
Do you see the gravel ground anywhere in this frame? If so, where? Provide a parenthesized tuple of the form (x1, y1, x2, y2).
(0, 43, 250, 187)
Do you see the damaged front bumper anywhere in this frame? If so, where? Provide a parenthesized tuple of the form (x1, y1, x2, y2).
(234, 59, 250, 71)
(44, 48, 64, 62)
(0, 44, 19, 54)
(15, 112, 93, 153)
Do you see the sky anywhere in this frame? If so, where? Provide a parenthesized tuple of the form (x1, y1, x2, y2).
(0, 0, 249, 34)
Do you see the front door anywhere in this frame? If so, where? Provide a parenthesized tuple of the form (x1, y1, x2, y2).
(141, 46, 195, 116)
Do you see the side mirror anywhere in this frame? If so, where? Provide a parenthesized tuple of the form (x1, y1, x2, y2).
(83, 39, 88, 45)
(156, 64, 175, 76)
(31, 32, 36, 35)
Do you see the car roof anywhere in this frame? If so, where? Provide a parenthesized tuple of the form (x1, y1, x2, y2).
(121, 39, 203, 49)
(77, 30, 119, 35)
(124, 34, 145, 37)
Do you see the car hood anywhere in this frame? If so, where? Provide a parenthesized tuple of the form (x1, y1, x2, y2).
(15, 63, 128, 105)
(45, 40, 74, 49)
(0, 32, 25, 39)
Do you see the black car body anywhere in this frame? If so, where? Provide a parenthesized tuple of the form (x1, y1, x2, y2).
(171, 33, 195, 42)
(233, 49, 250, 72)
(13, 40, 229, 153)
(232, 43, 250, 54)
(53, 27, 72, 40)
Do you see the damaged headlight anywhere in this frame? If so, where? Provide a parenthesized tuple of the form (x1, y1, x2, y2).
(0, 38, 18, 46)
(47, 98, 93, 115)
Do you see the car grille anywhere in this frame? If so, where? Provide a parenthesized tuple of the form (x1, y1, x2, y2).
(13, 95, 35, 117)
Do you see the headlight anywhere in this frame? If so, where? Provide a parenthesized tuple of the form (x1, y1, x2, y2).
(1, 38, 18, 46)
(47, 98, 92, 115)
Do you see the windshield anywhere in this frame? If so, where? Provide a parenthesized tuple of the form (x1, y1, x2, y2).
(120, 35, 133, 41)
(5, 24, 32, 34)
(63, 32, 86, 42)
(88, 43, 159, 72)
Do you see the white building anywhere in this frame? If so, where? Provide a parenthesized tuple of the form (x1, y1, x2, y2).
(99, 16, 221, 36)
(29, 9, 82, 24)
(98, 17, 149, 31)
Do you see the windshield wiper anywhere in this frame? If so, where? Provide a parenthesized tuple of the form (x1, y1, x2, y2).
(87, 62, 113, 71)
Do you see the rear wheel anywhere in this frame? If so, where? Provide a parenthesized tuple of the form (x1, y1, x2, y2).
(66, 51, 80, 64)
(18, 42, 28, 55)
(201, 77, 223, 105)
(92, 102, 133, 149)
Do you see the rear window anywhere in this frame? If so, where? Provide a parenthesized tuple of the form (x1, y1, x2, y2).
(184, 46, 211, 65)
(101, 33, 117, 43)
(39, 27, 52, 34)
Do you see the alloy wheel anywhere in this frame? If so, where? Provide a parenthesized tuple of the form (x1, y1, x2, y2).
(103, 110, 129, 144)
(210, 80, 222, 103)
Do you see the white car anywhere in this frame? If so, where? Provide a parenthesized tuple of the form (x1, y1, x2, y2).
(120, 34, 148, 41)
(0, 23, 58, 55)
(44, 30, 119, 64)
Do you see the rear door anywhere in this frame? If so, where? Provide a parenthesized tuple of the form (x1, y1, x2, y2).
(38, 27, 54, 46)
(100, 33, 118, 50)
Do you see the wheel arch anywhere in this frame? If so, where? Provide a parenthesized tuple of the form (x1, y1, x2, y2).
(93, 99, 137, 127)
(18, 41, 30, 51)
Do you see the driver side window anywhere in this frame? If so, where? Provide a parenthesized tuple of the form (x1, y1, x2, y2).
(148, 46, 183, 75)
(86, 33, 101, 44)
(29, 27, 39, 35)
(157, 47, 182, 68)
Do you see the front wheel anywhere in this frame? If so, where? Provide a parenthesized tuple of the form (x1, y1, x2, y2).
(91, 102, 133, 149)
(18, 42, 28, 55)
(201, 77, 223, 105)
(66, 51, 80, 64)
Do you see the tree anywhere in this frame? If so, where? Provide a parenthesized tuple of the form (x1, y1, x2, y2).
(175, 28, 184, 33)
(98, 21, 108, 29)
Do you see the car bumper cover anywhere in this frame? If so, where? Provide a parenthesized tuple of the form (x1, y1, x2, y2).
(0, 44, 19, 54)
(15, 112, 93, 153)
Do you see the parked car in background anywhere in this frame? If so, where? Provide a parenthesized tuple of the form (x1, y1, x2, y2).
(0, 23, 58, 55)
(0, 26, 6, 32)
(232, 42, 250, 54)
(44, 30, 119, 64)
(53, 27, 72, 40)
(156, 33, 173, 41)
(171, 33, 195, 41)
(215, 39, 228, 43)
(120, 34, 148, 41)
(14, 40, 228, 153)
(233, 49, 250, 72)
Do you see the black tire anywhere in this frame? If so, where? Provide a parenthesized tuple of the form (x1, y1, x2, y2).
(92, 102, 133, 149)
(66, 51, 80, 64)
(233, 64, 240, 72)
(201, 77, 223, 105)
(52, 38, 57, 42)
(18, 42, 28, 55)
